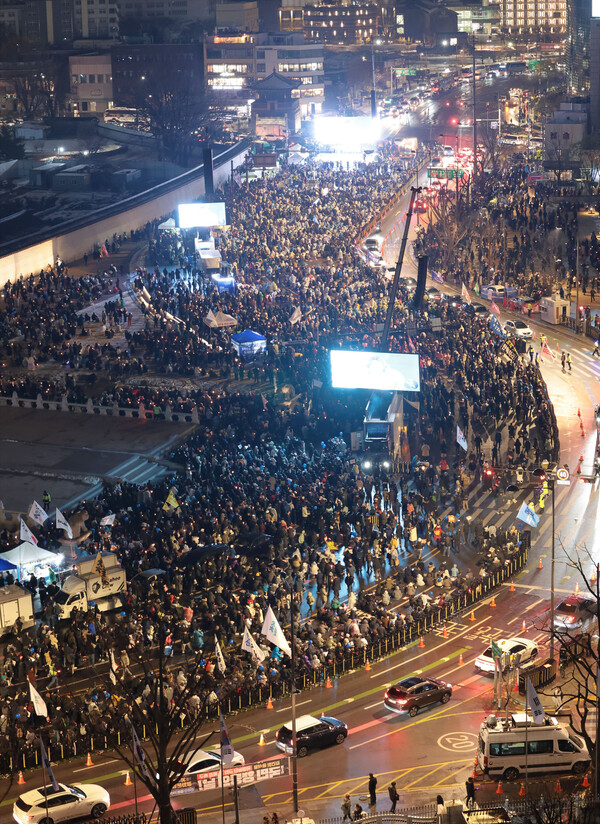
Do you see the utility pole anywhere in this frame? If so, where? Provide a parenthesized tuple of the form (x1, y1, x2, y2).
(371, 42, 377, 119)
(472, 31, 478, 188)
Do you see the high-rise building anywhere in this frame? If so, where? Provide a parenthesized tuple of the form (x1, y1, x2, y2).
(590, 11, 600, 129)
(22, 0, 74, 44)
(500, 0, 566, 35)
(74, 0, 119, 39)
(0, 1, 24, 35)
(567, 0, 590, 93)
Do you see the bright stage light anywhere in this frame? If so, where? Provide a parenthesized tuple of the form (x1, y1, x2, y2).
(313, 116, 382, 152)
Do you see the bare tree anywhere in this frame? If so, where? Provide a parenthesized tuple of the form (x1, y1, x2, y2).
(427, 186, 475, 269)
(85, 633, 220, 824)
(13, 71, 45, 120)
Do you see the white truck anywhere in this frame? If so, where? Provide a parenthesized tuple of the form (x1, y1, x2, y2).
(0, 585, 35, 635)
(55, 552, 126, 618)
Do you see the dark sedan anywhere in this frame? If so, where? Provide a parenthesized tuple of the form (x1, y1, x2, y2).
(384, 676, 452, 716)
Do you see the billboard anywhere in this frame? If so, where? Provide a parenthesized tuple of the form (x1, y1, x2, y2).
(172, 758, 289, 795)
(178, 202, 227, 229)
(330, 350, 420, 392)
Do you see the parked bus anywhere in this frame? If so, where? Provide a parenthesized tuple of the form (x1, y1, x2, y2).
(104, 107, 139, 125)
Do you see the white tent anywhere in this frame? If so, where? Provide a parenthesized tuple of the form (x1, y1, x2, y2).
(1, 543, 62, 579)
(214, 310, 237, 328)
(158, 217, 176, 230)
(288, 152, 306, 166)
(203, 309, 218, 328)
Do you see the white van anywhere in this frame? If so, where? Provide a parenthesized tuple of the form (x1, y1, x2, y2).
(478, 713, 590, 781)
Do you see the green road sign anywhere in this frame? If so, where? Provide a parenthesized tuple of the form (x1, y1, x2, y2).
(491, 640, 502, 660)
(528, 60, 540, 70)
(427, 167, 465, 179)
(395, 68, 417, 76)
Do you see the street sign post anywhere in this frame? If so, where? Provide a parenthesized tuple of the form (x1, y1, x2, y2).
(556, 467, 570, 486)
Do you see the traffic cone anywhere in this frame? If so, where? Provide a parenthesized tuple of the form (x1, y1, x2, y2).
(577, 461, 582, 475)
(469, 610, 476, 621)
(578, 408, 581, 417)
(522, 619, 527, 632)
(555, 778, 562, 793)
(496, 780, 503, 794)
(419, 636, 425, 648)
(556, 341, 560, 351)
(124, 771, 133, 786)
(472, 759, 478, 777)
(490, 596, 497, 608)
(266, 695, 274, 710)
(574, 582, 580, 594)
(459, 653, 464, 665)
(519, 782, 526, 797)
(537, 557, 544, 570)
(509, 581, 515, 592)
(17, 770, 25, 785)
(86, 752, 94, 767)
(583, 774, 591, 788)
(325, 675, 333, 688)
(258, 732, 266, 746)
(442, 624, 448, 637)
(365, 658, 371, 671)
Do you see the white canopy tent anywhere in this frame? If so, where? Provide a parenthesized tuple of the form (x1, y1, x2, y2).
(204, 310, 237, 329)
(1, 542, 63, 580)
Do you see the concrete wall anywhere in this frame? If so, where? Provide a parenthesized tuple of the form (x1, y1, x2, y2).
(0, 142, 248, 286)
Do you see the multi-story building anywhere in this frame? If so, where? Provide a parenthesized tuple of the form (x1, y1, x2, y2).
(303, 2, 381, 43)
(0, 1, 24, 35)
(279, 0, 304, 33)
(69, 52, 113, 115)
(73, 0, 119, 39)
(500, 0, 566, 36)
(204, 31, 324, 117)
(251, 71, 301, 137)
(117, 0, 213, 23)
(446, 0, 500, 35)
(566, 0, 590, 94)
(216, 0, 259, 31)
(111, 42, 203, 104)
(22, 0, 74, 43)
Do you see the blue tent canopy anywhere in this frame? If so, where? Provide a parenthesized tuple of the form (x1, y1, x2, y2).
(0, 558, 18, 571)
(231, 329, 267, 358)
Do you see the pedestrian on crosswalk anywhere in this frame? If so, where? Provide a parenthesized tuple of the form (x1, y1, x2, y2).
(561, 352, 566, 372)
(567, 353, 572, 371)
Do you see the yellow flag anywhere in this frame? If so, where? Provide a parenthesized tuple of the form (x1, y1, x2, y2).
(163, 488, 180, 511)
(92, 551, 109, 586)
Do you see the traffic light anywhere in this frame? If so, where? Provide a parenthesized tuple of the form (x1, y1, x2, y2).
(483, 467, 494, 489)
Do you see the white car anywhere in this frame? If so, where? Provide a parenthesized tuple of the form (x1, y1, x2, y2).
(172, 747, 245, 778)
(504, 319, 534, 339)
(14, 784, 110, 824)
(475, 637, 538, 673)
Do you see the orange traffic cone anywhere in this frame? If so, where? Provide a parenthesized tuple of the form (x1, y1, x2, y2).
(496, 780, 503, 794)
(124, 771, 133, 786)
(365, 658, 371, 671)
(442, 624, 448, 637)
(574, 582, 580, 594)
(578, 408, 581, 417)
(582, 774, 591, 788)
(519, 782, 526, 797)
(537, 557, 544, 570)
(556, 341, 560, 351)
(86, 752, 94, 767)
(325, 675, 333, 688)
(17, 770, 25, 785)
(258, 732, 266, 746)
(522, 619, 527, 632)
(469, 610, 476, 621)
(472, 759, 478, 778)
(418, 636, 425, 648)
(577, 461, 582, 474)
(509, 581, 515, 592)
(555, 778, 562, 793)
(459, 653, 464, 665)
(490, 596, 497, 608)
(266, 695, 274, 710)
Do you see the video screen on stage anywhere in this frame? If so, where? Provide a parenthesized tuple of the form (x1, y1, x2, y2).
(330, 350, 420, 392)
(178, 202, 227, 229)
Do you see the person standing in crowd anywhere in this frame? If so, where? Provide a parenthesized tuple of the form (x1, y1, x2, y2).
(388, 782, 399, 813)
(368, 773, 378, 806)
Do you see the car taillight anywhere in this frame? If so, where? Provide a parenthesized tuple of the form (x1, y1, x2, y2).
(565, 616, 574, 623)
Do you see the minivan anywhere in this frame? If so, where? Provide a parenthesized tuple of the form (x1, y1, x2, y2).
(478, 713, 590, 781)
(276, 714, 348, 757)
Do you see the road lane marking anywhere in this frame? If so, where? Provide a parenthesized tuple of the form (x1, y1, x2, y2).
(276, 700, 311, 712)
(314, 780, 345, 799)
(401, 763, 446, 791)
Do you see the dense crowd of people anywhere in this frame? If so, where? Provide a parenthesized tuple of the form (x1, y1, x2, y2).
(0, 152, 561, 774)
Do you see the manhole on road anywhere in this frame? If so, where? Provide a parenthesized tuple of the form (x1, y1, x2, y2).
(437, 732, 479, 752)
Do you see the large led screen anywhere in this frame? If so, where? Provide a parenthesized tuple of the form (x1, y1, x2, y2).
(330, 350, 420, 392)
(178, 202, 227, 228)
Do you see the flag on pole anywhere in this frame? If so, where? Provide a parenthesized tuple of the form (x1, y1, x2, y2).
(132, 723, 150, 777)
(162, 488, 180, 512)
(215, 637, 226, 674)
(526, 676, 545, 724)
(109, 649, 118, 684)
(241, 625, 266, 663)
(29, 682, 48, 718)
(541, 342, 556, 360)
(461, 283, 471, 305)
(474, 281, 480, 296)
(20, 517, 38, 546)
(489, 300, 501, 316)
(219, 712, 235, 765)
(92, 551, 110, 585)
(100, 513, 116, 527)
(430, 270, 444, 284)
(261, 394, 268, 412)
(55, 508, 73, 540)
(489, 315, 507, 340)
(516, 502, 540, 528)
(261, 605, 292, 657)
(28, 501, 48, 527)
(101, 243, 109, 258)
(40, 739, 60, 792)
(289, 307, 302, 325)
(456, 425, 468, 452)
